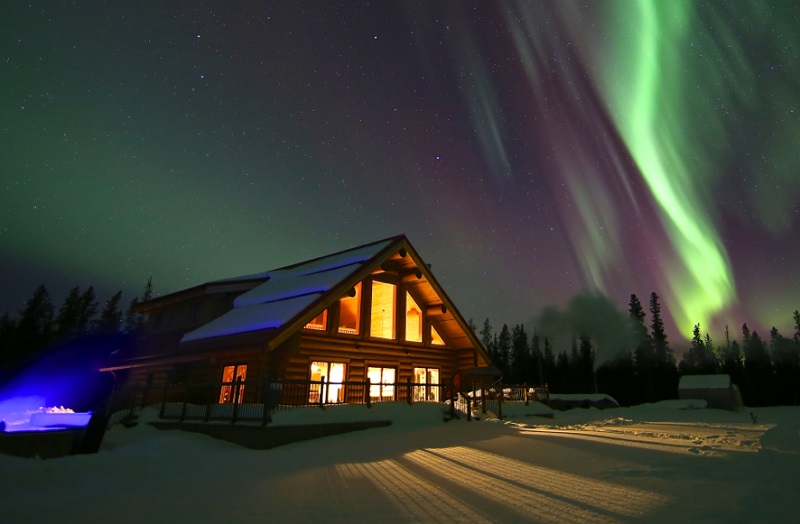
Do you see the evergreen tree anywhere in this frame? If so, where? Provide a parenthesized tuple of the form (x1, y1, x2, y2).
(742, 324, 772, 406)
(0, 312, 17, 367)
(542, 337, 556, 388)
(77, 286, 98, 335)
(578, 335, 596, 392)
(649, 292, 678, 400)
(530, 329, 545, 386)
(794, 310, 800, 341)
(479, 318, 493, 355)
(681, 324, 717, 375)
(96, 290, 123, 334)
(124, 277, 153, 336)
(54, 286, 84, 342)
(770, 326, 800, 405)
(14, 285, 54, 362)
(509, 324, 529, 383)
(496, 324, 512, 378)
(554, 350, 571, 393)
(720, 325, 745, 386)
(630, 294, 655, 402)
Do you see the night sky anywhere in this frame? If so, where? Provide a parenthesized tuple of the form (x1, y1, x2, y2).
(2, 1, 799, 349)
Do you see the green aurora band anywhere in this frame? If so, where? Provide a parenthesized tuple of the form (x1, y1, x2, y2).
(601, 1, 736, 334)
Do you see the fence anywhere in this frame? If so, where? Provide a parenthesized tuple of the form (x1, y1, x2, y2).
(107, 377, 461, 427)
(106, 378, 549, 427)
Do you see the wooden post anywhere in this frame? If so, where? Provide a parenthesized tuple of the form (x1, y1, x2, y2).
(481, 385, 487, 414)
(232, 378, 241, 424)
(365, 377, 372, 408)
(319, 376, 327, 410)
(205, 383, 213, 422)
(407, 378, 412, 405)
(159, 383, 169, 419)
(498, 381, 503, 420)
(449, 380, 456, 420)
(261, 379, 272, 426)
(466, 395, 472, 421)
(180, 385, 188, 422)
(524, 382, 529, 406)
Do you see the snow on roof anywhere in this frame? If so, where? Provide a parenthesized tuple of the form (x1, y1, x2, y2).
(182, 294, 320, 342)
(679, 374, 731, 390)
(181, 238, 396, 343)
(234, 264, 360, 308)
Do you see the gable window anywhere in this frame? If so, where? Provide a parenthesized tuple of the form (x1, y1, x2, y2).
(405, 292, 422, 343)
(431, 325, 445, 345)
(371, 281, 396, 339)
(309, 361, 346, 404)
(219, 364, 247, 404)
(367, 366, 396, 401)
(304, 309, 328, 331)
(338, 282, 361, 335)
(413, 367, 440, 402)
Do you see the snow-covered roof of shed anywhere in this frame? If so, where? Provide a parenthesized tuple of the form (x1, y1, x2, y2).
(181, 238, 395, 343)
(679, 374, 731, 390)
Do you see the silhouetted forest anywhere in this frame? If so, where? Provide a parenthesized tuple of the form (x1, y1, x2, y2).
(2, 283, 799, 407)
(0, 279, 152, 382)
(474, 293, 800, 407)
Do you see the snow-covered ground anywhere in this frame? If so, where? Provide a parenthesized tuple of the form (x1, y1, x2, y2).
(2, 399, 798, 523)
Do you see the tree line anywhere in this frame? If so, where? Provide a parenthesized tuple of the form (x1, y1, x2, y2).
(475, 292, 800, 407)
(0, 279, 153, 376)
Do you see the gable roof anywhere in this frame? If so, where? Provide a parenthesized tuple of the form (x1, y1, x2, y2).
(181, 237, 396, 344)
(183, 235, 486, 355)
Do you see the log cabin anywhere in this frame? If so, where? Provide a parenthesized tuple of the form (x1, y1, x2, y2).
(101, 235, 492, 405)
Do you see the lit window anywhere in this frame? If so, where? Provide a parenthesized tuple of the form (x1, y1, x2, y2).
(414, 367, 440, 401)
(405, 292, 422, 342)
(371, 281, 396, 339)
(219, 364, 247, 404)
(304, 309, 328, 331)
(367, 366, 396, 401)
(309, 361, 346, 404)
(431, 325, 445, 345)
(338, 282, 361, 335)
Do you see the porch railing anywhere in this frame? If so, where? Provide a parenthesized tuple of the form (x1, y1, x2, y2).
(106, 378, 549, 427)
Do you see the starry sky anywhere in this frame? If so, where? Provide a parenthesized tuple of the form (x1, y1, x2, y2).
(2, 1, 799, 349)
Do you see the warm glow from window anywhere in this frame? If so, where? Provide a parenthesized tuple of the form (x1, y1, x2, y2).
(218, 364, 247, 404)
(405, 292, 422, 342)
(368, 366, 396, 400)
(431, 325, 445, 345)
(309, 361, 346, 403)
(304, 309, 328, 331)
(338, 282, 361, 335)
(414, 367, 440, 401)
(371, 281, 396, 339)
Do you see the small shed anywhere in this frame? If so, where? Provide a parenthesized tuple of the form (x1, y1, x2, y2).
(678, 374, 743, 411)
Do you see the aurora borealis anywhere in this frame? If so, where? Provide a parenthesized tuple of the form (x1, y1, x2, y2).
(2, 1, 799, 346)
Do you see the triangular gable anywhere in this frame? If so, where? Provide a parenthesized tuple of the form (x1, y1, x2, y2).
(179, 235, 490, 365)
(181, 237, 398, 344)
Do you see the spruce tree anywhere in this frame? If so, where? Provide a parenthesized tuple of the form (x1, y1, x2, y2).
(630, 294, 655, 402)
(649, 292, 677, 399)
(96, 291, 123, 334)
(496, 324, 512, 379)
(530, 329, 545, 386)
(15, 285, 54, 361)
(510, 324, 529, 383)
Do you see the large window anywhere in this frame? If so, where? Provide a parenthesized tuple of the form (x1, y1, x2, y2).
(304, 309, 328, 331)
(338, 282, 361, 335)
(405, 292, 422, 343)
(367, 366, 396, 401)
(371, 281, 396, 339)
(309, 361, 346, 404)
(414, 367, 440, 402)
(219, 364, 247, 404)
